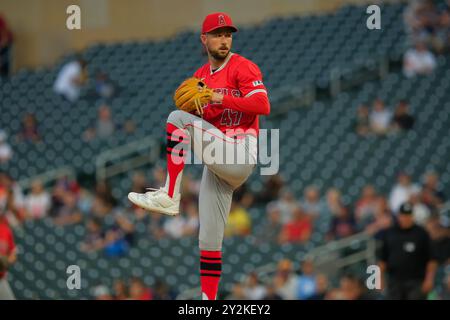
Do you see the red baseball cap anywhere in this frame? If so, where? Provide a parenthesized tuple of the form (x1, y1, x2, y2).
(202, 12, 238, 34)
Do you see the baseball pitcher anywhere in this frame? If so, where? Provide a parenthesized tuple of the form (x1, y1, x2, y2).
(128, 12, 270, 300)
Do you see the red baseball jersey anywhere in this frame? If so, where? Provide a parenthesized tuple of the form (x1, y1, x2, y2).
(0, 220, 15, 279)
(193, 53, 269, 137)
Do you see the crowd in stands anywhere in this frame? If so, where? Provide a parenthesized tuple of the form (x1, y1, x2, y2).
(91, 277, 176, 300)
(3, 162, 448, 299)
(402, 0, 450, 77)
(354, 99, 415, 137)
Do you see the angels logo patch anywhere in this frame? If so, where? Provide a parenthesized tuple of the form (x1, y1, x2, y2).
(218, 15, 225, 26)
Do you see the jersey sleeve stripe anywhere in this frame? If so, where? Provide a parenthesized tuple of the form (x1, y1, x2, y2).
(244, 89, 267, 98)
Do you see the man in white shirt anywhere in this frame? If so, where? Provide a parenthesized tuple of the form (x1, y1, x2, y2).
(24, 179, 51, 220)
(0, 130, 12, 164)
(389, 172, 421, 214)
(53, 58, 87, 102)
(370, 99, 392, 135)
(403, 42, 437, 78)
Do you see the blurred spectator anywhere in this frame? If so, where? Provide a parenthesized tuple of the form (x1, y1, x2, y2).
(183, 202, 199, 237)
(92, 285, 112, 300)
(325, 188, 346, 217)
(149, 214, 166, 240)
(96, 105, 115, 138)
(225, 283, 248, 300)
(355, 185, 378, 229)
(389, 172, 420, 213)
(78, 187, 94, 215)
(2, 186, 25, 227)
(224, 201, 251, 237)
(80, 217, 105, 252)
(163, 203, 198, 239)
(180, 172, 201, 203)
(437, 273, 450, 300)
(328, 207, 356, 240)
(163, 215, 188, 239)
(278, 206, 312, 244)
(404, 0, 442, 52)
(54, 175, 80, 195)
(130, 171, 148, 194)
(302, 185, 326, 219)
(307, 273, 329, 300)
(113, 280, 129, 300)
(153, 279, 177, 300)
(52, 192, 83, 226)
(262, 282, 282, 300)
(268, 189, 299, 224)
(129, 277, 153, 300)
(234, 183, 255, 209)
(326, 189, 356, 240)
(404, 0, 424, 37)
(0, 130, 12, 164)
(378, 202, 438, 300)
(410, 189, 431, 226)
(354, 104, 371, 137)
(273, 259, 297, 300)
(256, 204, 282, 244)
(0, 210, 17, 299)
(95, 180, 117, 208)
(50, 176, 80, 220)
(425, 215, 450, 265)
(24, 179, 51, 220)
(53, 57, 88, 102)
(403, 41, 437, 78)
(103, 226, 130, 257)
(0, 173, 25, 226)
(392, 100, 415, 131)
(151, 165, 167, 188)
(17, 113, 41, 143)
(122, 120, 136, 135)
(421, 171, 445, 212)
(243, 272, 266, 300)
(438, 4, 450, 52)
(83, 105, 116, 141)
(256, 174, 284, 204)
(0, 14, 13, 78)
(327, 274, 372, 300)
(113, 208, 136, 245)
(369, 99, 392, 135)
(95, 71, 115, 99)
(295, 259, 317, 300)
(91, 195, 113, 219)
(365, 196, 393, 238)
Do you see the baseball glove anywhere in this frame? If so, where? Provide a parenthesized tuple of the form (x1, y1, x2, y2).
(173, 77, 213, 115)
(0, 255, 9, 273)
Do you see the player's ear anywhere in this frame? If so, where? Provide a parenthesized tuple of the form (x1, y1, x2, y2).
(200, 33, 207, 45)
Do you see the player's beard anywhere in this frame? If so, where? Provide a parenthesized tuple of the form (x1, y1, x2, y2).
(208, 46, 230, 61)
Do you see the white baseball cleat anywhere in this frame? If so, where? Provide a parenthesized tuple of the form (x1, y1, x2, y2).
(128, 188, 180, 216)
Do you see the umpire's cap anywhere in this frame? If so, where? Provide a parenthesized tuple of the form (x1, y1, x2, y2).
(399, 202, 413, 215)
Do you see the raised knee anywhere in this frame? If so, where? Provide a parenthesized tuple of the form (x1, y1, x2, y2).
(167, 110, 187, 125)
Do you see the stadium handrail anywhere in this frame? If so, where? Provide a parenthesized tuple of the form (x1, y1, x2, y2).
(176, 231, 376, 300)
(95, 135, 160, 181)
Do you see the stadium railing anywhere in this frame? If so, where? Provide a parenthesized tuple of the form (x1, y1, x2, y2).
(176, 231, 376, 300)
(95, 136, 160, 182)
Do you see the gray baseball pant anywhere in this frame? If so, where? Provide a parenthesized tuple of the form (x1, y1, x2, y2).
(166, 110, 256, 251)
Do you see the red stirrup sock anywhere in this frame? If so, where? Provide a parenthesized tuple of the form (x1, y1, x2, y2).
(200, 250, 222, 300)
(165, 123, 189, 198)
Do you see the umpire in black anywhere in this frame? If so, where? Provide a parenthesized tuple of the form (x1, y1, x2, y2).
(377, 202, 438, 299)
